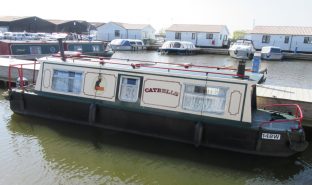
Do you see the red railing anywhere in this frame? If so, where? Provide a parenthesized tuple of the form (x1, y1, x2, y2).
(51, 54, 249, 79)
(260, 104, 303, 129)
(8, 61, 40, 91)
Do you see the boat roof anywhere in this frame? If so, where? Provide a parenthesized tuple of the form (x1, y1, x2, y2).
(0, 40, 104, 44)
(39, 55, 265, 84)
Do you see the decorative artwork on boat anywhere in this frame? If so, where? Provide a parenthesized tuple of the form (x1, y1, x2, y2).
(83, 72, 116, 100)
(95, 75, 105, 91)
(142, 79, 181, 108)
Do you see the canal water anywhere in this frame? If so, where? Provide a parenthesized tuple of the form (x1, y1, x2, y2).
(1, 52, 312, 185)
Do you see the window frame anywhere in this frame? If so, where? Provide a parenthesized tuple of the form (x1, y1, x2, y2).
(206, 33, 213, 39)
(118, 75, 141, 103)
(175, 32, 181, 40)
(262, 35, 271, 43)
(51, 70, 83, 94)
(182, 84, 228, 114)
(115, 30, 120, 37)
(192, 33, 196, 40)
(284, 36, 290, 44)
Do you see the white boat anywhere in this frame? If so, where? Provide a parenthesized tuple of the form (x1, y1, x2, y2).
(229, 39, 256, 60)
(261, 46, 283, 60)
(109, 39, 145, 51)
(158, 41, 199, 55)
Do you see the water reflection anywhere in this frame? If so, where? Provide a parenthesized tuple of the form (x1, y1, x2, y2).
(4, 111, 312, 185)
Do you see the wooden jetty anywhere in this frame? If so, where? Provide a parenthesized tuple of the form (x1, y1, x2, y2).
(257, 85, 312, 126)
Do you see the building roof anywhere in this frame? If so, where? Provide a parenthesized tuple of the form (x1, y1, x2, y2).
(0, 16, 32, 22)
(112, 22, 151, 30)
(248, 26, 312, 36)
(166, 24, 228, 33)
(90, 22, 106, 28)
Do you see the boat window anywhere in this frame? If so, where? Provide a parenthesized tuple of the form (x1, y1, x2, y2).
(92, 45, 100, 52)
(118, 76, 140, 102)
(173, 42, 181, 48)
(182, 84, 228, 114)
(52, 70, 82, 94)
(271, 48, 281, 53)
(262, 35, 270, 43)
(73, 45, 83, 52)
(137, 42, 143, 46)
(29, 46, 42, 54)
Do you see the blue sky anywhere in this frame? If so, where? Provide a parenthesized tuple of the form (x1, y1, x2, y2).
(1, 0, 311, 34)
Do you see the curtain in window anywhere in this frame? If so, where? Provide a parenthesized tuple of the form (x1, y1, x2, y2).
(52, 70, 82, 94)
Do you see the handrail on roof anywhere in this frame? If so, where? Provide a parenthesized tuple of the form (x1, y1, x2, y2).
(49, 54, 250, 79)
(8, 60, 40, 91)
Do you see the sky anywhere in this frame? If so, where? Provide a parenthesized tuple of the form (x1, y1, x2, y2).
(1, 0, 312, 34)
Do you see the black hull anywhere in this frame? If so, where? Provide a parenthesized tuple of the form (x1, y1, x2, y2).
(9, 91, 306, 157)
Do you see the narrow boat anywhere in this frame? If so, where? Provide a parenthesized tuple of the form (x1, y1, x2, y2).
(7, 48, 308, 157)
(109, 39, 145, 51)
(0, 40, 113, 60)
(261, 46, 283, 60)
(158, 41, 199, 55)
(229, 39, 256, 59)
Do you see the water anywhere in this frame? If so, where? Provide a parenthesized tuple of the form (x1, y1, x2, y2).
(1, 52, 312, 185)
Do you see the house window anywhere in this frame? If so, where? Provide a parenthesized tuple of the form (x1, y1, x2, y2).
(304, 37, 312, 44)
(262, 35, 270, 43)
(119, 76, 140, 102)
(29, 46, 42, 54)
(206, 33, 213, 39)
(175, 32, 181, 40)
(284, 36, 290, 44)
(52, 70, 83, 94)
(182, 84, 228, 114)
(115, 30, 120, 37)
(73, 45, 83, 52)
(192, 33, 196, 40)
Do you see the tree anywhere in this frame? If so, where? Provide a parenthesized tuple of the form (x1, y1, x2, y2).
(232, 30, 247, 40)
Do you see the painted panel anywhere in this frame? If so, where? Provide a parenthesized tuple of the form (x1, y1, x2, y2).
(83, 72, 116, 99)
(43, 69, 51, 88)
(228, 90, 242, 115)
(10, 44, 59, 55)
(142, 79, 181, 108)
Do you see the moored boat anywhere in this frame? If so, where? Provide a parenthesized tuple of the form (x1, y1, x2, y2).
(0, 40, 113, 60)
(159, 41, 199, 55)
(229, 39, 256, 59)
(109, 39, 145, 51)
(261, 46, 283, 60)
(7, 51, 308, 157)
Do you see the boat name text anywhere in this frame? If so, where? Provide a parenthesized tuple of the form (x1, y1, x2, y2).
(144, 88, 179, 96)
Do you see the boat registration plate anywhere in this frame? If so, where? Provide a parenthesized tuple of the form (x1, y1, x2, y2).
(261, 133, 281, 140)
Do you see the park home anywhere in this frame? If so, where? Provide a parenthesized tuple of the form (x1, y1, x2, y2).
(96, 22, 155, 41)
(245, 26, 312, 53)
(165, 24, 230, 48)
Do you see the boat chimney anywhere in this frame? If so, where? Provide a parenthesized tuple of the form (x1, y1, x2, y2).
(237, 60, 246, 79)
(57, 38, 66, 62)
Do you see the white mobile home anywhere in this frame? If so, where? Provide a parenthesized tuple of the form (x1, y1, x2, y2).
(165, 24, 230, 48)
(246, 26, 312, 52)
(96, 22, 155, 41)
